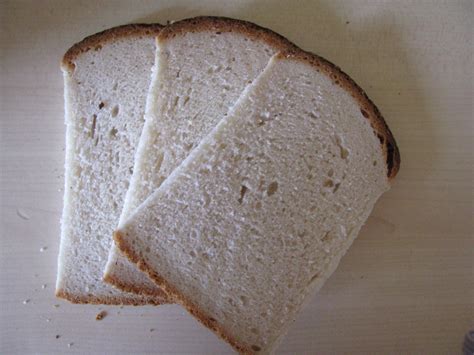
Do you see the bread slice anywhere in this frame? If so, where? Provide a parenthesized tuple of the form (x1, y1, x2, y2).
(114, 50, 400, 352)
(104, 17, 295, 294)
(56, 24, 170, 304)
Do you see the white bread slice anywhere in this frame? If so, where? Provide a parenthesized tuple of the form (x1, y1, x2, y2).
(104, 17, 295, 294)
(57, 24, 169, 304)
(114, 50, 400, 352)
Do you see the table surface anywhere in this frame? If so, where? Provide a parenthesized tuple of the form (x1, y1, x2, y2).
(1, 0, 472, 354)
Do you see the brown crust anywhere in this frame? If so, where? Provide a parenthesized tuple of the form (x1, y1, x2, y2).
(158, 16, 297, 52)
(62, 23, 163, 72)
(103, 270, 170, 300)
(275, 49, 400, 180)
(114, 231, 254, 354)
(55, 288, 165, 306)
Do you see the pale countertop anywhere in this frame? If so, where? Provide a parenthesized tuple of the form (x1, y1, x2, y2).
(0, 1, 472, 354)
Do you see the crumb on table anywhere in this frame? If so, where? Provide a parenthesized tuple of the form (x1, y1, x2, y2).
(96, 310, 107, 320)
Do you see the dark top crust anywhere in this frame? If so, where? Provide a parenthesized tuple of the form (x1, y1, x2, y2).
(61, 23, 163, 72)
(276, 50, 400, 180)
(158, 16, 297, 52)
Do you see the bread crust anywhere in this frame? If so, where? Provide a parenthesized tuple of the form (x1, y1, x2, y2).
(275, 50, 400, 180)
(62, 23, 163, 72)
(55, 288, 165, 306)
(103, 270, 169, 300)
(158, 16, 297, 52)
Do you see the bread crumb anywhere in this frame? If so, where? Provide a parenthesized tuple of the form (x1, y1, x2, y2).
(96, 310, 107, 320)
(23, 299, 30, 304)
(41, 284, 47, 289)
(40, 246, 48, 252)
(67, 342, 74, 348)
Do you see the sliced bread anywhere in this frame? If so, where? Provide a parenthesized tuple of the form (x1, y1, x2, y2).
(104, 17, 295, 294)
(56, 24, 169, 304)
(114, 50, 400, 352)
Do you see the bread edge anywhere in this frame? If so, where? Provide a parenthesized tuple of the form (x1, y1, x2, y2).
(114, 231, 255, 354)
(157, 16, 297, 53)
(55, 288, 165, 306)
(103, 269, 170, 300)
(276, 50, 400, 180)
(61, 23, 164, 73)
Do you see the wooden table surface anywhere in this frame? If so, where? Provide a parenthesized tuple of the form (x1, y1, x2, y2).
(1, 1, 472, 354)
